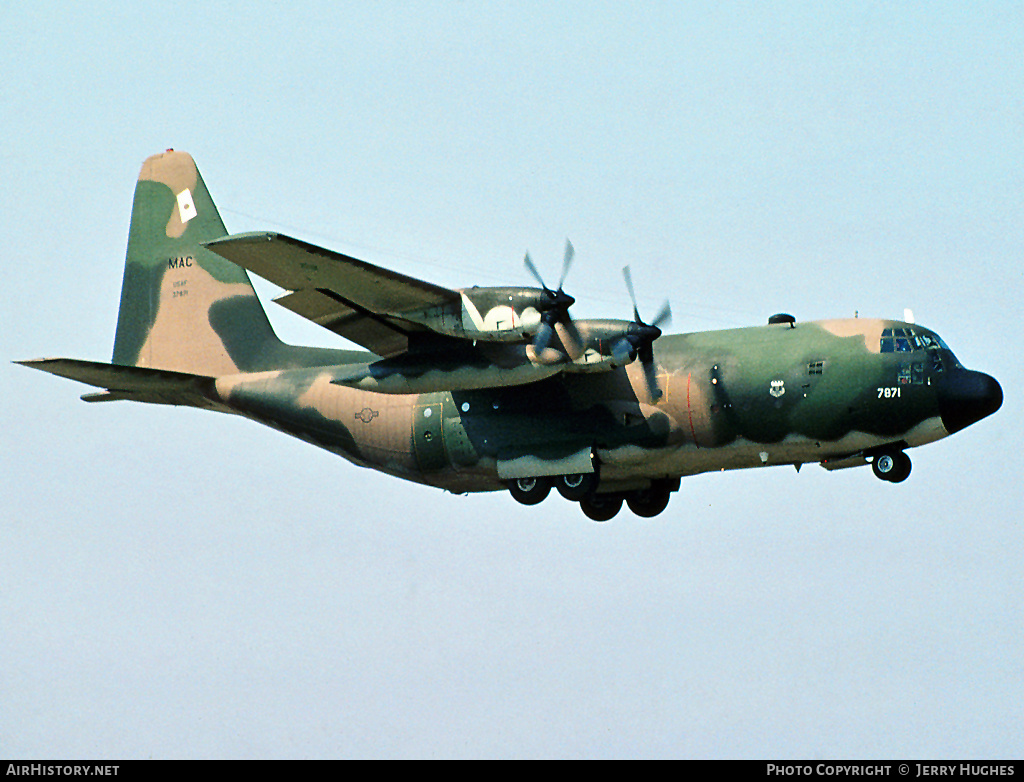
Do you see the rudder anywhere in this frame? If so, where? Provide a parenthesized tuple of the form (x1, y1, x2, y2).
(111, 149, 280, 375)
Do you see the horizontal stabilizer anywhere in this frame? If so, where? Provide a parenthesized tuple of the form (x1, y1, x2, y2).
(17, 358, 220, 409)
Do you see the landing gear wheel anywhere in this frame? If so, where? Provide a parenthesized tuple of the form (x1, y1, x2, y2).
(888, 452, 911, 483)
(507, 476, 552, 505)
(872, 450, 912, 483)
(625, 485, 672, 517)
(579, 494, 623, 522)
(555, 472, 598, 501)
(872, 452, 896, 480)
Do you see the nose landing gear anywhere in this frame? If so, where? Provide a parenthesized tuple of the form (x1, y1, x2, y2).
(871, 450, 912, 483)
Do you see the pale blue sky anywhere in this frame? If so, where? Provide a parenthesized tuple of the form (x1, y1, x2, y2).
(3, 1, 1022, 758)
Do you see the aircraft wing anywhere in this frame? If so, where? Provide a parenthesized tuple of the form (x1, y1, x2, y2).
(204, 232, 461, 356)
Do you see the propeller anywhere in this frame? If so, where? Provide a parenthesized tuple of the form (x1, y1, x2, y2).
(523, 239, 583, 361)
(617, 265, 672, 401)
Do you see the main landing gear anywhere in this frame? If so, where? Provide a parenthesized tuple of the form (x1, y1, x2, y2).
(506, 472, 599, 505)
(506, 476, 551, 505)
(871, 449, 912, 483)
(506, 475, 676, 521)
(579, 483, 672, 521)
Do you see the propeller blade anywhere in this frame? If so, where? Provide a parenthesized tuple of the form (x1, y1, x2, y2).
(618, 265, 668, 400)
(611, 337, 635, 366)
(651, 301, 672, 331)
(637, 341, 655, 366)
(634, 336, 663, 400)
(641, 356, 663, 402)
(524, 242, 582, 361)
(558, 239, 575, 291)
(622, 265, 641, 323)
(527, 319, 565, 365)
(555, 316, 584, 362)
(524, 252, 549, 292)
(532, 320, 555, 354)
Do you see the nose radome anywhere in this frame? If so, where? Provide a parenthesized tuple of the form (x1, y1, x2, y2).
(936, 370, 1003, 434)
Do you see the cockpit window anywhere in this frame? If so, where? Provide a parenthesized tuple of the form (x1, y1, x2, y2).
(881, 328, 942, 354)
(880, 327, 953, 372)
(881, 328, 904, 352)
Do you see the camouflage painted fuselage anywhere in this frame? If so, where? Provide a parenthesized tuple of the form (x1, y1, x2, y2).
(207, 315, 987, 495)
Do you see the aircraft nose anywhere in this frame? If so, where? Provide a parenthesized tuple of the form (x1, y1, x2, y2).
(936, 370, 1003, 434)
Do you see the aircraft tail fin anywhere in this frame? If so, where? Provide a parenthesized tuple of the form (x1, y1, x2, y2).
(111, 149, 282, 375)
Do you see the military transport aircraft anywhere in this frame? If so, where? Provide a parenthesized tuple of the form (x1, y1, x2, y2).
(19, 150, 1003, 520)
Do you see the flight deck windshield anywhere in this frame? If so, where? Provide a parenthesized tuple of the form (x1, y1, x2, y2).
(880, 328, 960, 372)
